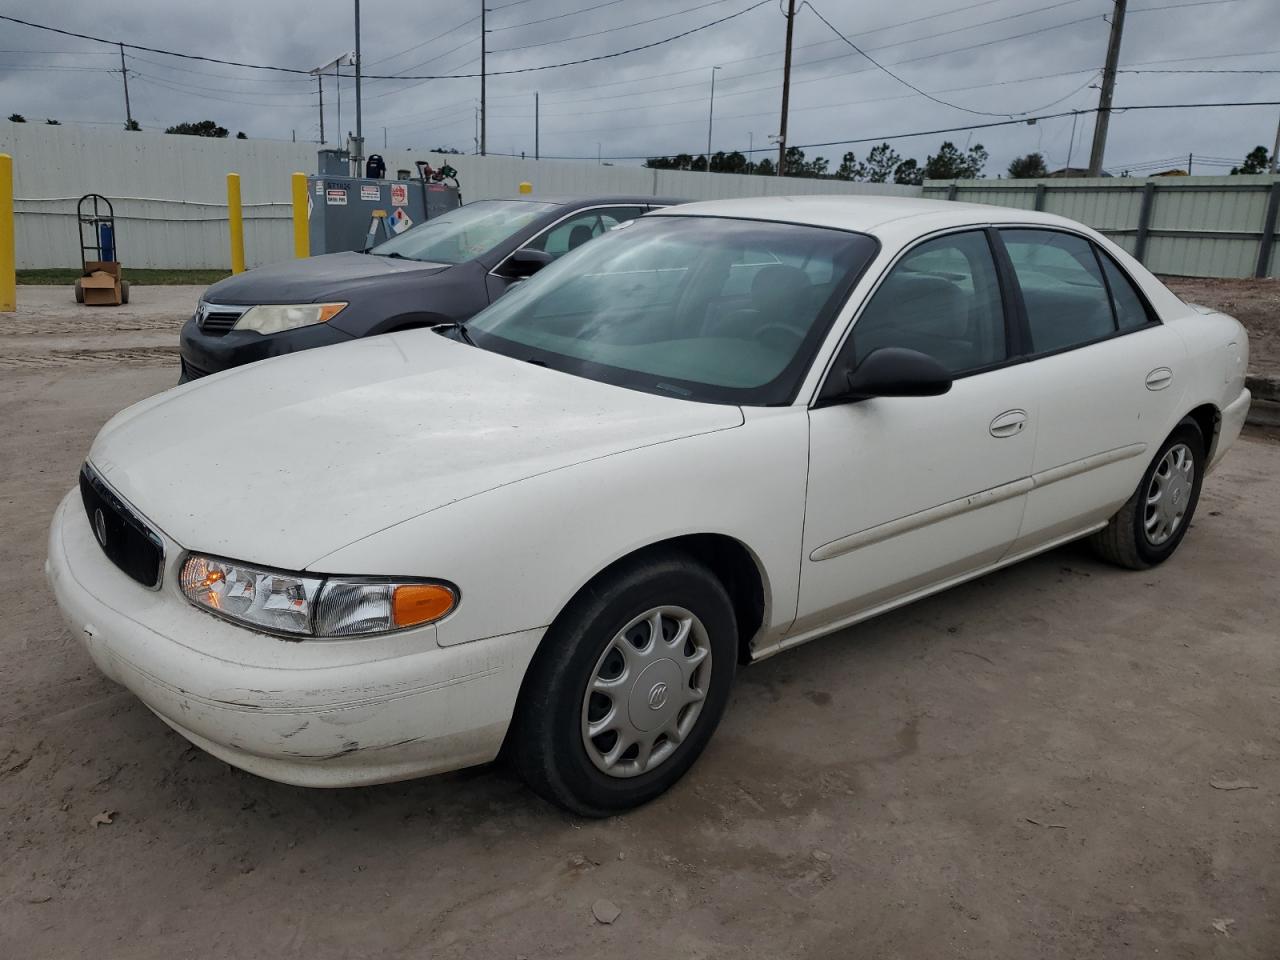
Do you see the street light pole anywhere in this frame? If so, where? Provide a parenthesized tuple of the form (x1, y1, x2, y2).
(706, 66, 720, 171)
(353, 0, 363, 169)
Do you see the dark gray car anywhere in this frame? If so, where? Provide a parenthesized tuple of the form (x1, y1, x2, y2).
(179, 195, 679, 380)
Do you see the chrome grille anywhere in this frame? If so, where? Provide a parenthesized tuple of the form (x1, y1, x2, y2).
(195, 301, 247, 336)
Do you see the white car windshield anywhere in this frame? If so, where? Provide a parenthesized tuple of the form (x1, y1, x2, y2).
(369, 199, 558, 264)
(465, 216, 879, 405)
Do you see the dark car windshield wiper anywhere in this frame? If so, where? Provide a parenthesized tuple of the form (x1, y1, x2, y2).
(433, 322, 476, 346)
(376, 250, 410, 260)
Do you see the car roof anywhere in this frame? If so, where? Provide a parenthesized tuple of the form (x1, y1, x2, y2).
(493, 195, 686, 207)
(648, 195, 1084, 236)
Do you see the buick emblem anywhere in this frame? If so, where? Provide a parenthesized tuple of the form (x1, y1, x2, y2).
(647, 682, 668, 711)
(93, 508, 107, 547)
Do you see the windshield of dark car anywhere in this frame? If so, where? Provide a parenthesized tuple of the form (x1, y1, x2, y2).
(368, 199, 558, 264)
(464, 216, 878, 405)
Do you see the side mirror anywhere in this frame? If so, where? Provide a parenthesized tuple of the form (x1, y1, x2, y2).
(502, 248, 553, 278)
(827, 347, 953, 403)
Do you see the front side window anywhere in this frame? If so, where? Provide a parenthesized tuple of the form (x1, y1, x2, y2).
(523, 207, 645, 259)
(465, 216, 878, 405)
(368, 199, 557, 264)
(1002, 229, 1117, 353)
(849, 230, 1006, 375)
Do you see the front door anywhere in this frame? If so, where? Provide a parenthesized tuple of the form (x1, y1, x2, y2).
(792, 229, 1039, 641)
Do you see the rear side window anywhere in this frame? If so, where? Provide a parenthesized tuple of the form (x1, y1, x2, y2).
(1002, 229, 1116, 353)
(1098, 253, 1154, 331)
(851, 230, 1005, 375)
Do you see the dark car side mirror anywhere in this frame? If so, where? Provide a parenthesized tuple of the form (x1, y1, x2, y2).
(502, 248, 553, 279)
(822, 347, 953, 404)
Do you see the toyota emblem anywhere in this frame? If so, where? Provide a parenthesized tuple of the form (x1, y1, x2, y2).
(647, 682, 668, 711)
(93, 507, 107, 547)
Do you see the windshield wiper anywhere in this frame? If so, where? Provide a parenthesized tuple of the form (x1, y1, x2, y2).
(433, 322, 476, 346)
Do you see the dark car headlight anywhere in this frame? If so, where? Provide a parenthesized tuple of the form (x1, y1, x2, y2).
(233, 303, 347, 335)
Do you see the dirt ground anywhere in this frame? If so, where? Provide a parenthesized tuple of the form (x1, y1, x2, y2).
(1163, 277, 1280, 374)
(2, 287, 1279, 959)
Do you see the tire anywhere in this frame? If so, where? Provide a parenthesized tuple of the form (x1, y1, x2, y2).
(1089, 417, 1206, 570)
(74, 278, 84, 304)
(119, 280, 130, 305)
(509, 552, 738, 817)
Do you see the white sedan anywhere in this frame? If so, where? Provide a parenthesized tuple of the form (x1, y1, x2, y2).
(47, 197, 1250, 815)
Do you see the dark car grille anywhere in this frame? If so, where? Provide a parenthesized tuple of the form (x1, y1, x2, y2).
(196, 303, 246, 336)
(79, 465, 164, 589)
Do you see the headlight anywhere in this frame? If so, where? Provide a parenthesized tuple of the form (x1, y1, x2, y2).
(233, 302, 347, 335)
(179, 555, 457, 639)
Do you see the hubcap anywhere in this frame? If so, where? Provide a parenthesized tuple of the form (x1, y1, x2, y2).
(1144, 442, 1195, 546)
(581, 605, 712, 779)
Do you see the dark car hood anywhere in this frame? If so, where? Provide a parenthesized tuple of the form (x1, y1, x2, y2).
(202, 251, 451, 304)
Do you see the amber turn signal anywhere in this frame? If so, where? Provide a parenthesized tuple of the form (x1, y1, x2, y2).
(392, 583, 457, 627)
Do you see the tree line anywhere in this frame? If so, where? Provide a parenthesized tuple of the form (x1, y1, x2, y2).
(647, 143, 1276, 181)
(645, 141, 989, 183)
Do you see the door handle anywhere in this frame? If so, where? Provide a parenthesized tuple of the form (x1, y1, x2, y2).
(1146, 367, 1173, 391)
(989, 409, 1028, 438)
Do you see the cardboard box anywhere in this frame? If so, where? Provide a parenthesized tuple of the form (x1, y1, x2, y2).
(81, 261, 122, 306)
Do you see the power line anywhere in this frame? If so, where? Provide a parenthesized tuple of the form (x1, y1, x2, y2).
(513, 101, 1280, 160)
(0, 3, 770, 81)
(490, 0, 736, 54)
(0, 13, 312, 74)
(365, 14, 479, 67)
(364, 0, 774, 79)
(490, 0, 630, 32)
(800, 1, 1070, 118)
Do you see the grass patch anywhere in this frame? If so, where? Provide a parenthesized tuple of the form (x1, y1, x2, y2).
(17, 268, 231, 286)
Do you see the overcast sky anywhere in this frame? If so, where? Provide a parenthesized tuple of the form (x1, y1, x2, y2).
(1, 0, 1277, 176)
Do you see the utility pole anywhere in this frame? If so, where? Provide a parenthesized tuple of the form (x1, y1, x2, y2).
(317, 75, 325, 143)
(1270, 110, 1279, 174)
(535, 92, 540, 160)
(1187, 152, 1193, 175)
(480, 0, 487, 156)
(118, 43, 133, 131)
(777, 0, 796, 176)
(354, 0, 363, 170)
(1087, 0, 1128, 177)
(706, 66, 720, 171)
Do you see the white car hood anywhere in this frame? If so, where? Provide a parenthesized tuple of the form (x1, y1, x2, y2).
(89, 331, 743, 570)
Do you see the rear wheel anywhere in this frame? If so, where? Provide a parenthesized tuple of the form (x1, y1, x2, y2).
(1089, 418, 1206, 569)
(510, 553, 737, 816)
(73, 278, 84, 303)
(119, 280, 130, 305)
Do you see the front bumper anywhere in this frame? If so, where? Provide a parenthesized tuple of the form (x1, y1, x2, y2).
(179, 315, 357, 379)
(46, 491, 543, 787)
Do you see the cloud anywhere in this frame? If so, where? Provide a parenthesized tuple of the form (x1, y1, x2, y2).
(0, 0, 1275, 175)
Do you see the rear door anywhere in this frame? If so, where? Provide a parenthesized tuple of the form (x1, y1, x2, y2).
(996, 228, 1185, 553)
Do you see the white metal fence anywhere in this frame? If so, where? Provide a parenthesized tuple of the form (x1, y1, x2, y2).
(4, 124, 1277, 278)
(0, 124, 916, 270)
(922, 176, 1280, 279)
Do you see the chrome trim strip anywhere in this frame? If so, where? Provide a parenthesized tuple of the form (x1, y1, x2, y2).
(810, 477, 1032, 562)
(809, 442, 1148, 563)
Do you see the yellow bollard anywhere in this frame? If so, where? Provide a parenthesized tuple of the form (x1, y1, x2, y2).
(0, 153, 14, 312)
(518, 181, 533, 195)
(291, 172, 310, 259)
(226, 172, 245, 275)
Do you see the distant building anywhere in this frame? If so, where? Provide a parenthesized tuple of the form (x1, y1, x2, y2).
(1047, 167, 1114, 178)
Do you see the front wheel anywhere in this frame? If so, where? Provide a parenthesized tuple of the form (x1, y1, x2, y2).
(509, 553, 738, 816)
(1089, 418, 1206, 569)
